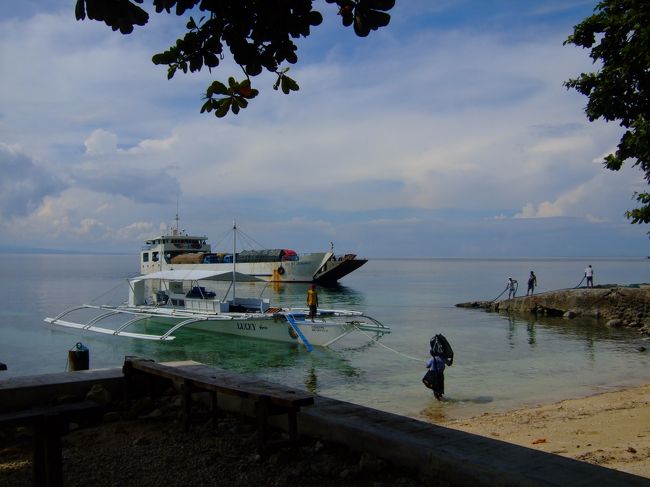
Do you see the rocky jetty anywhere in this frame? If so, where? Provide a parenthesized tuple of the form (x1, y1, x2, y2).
(456, 285, 650, 335)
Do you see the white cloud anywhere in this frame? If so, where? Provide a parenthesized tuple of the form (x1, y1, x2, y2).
(0, 2, 647, 256)
(84, 129, 119, 156)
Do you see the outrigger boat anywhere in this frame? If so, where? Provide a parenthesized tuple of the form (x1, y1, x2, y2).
(45, 224, 389, 350)
(44, 270, 389, 350)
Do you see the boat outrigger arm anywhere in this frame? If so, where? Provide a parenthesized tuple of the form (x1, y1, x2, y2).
(44, 269, 391, 348)
(45, 305, 184, 341)
(44, 305, 389, 346)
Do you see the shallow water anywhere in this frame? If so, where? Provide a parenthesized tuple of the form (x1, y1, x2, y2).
(1, 254, 649, 421)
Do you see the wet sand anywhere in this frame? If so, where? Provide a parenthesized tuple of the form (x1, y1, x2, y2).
(437, 383, 650, 478)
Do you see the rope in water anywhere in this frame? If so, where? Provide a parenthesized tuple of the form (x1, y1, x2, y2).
(353, 324, 423, 362)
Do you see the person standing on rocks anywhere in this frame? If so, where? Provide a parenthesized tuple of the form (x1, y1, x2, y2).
(507, 277, 518, 299)
(584, 265, 594, 288)
(526, 271, 537, 296)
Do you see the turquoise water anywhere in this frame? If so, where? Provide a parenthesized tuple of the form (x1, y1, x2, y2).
(1, 254, 649, 421)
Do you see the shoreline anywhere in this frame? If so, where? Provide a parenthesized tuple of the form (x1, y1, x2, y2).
(434, 382, 650, 478)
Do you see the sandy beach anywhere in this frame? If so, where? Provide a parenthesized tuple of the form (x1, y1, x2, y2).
(438, 383, 650, 478)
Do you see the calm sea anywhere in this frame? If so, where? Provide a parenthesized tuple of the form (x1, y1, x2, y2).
(1, 254, 649, 421)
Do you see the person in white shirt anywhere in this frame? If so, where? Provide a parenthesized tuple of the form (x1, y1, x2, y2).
(584, 265, 594, 288)
(507, 277, 518, 299)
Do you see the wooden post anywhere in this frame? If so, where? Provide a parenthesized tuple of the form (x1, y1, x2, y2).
(32, 414, 64, 487)
(181, 380, 192, 432)
(256, 395, 270, 458)
(210, 390, 219, 429)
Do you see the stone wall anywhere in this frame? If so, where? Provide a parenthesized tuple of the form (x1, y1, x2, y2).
(456, 286, 650, 335)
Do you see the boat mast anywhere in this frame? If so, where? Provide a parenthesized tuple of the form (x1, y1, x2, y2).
(173, 198, 180, 236)
(232, 219, 237, 301)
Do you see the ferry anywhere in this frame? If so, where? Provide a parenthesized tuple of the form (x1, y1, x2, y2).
(140, 221, 367, 284)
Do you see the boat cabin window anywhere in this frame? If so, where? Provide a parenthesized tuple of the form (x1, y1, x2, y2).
(152, 251, 159, 262)
(142, 253, 149, 263)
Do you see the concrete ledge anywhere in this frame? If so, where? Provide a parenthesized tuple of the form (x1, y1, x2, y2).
(0, 368, 124, 413)
(296, 396, 646, 486)
(1, 364, 648, 486)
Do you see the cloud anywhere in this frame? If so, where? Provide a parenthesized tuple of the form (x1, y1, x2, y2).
(0, 2, 647, 256)
(84, 129, 118, 156)
(0, 143, 64, 221)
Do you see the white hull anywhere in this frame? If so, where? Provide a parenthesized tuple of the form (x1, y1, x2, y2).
(45, 305, 387, 348)
(138, 223, 367, 283)
(154, 253, 329, 282)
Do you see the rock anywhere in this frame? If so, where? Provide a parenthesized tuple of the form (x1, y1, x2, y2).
(606, 319, 623, 328)
(458, 287, 650, 336)
(55, 394, 79, 405)
(359, 452, 386, 473)
(86, 384, 112, 406)
(132, 397, 155, 416)
(0, 362, 7, 371)
(145, 408, 165, 419)
(132, 435, 150, 446)
(103, 411, 121, 422)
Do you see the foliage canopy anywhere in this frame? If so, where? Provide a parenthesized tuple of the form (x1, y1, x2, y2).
(564, 0, 650, 225)
(75, 0, 395, 117)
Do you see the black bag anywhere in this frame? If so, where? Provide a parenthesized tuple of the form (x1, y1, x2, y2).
(430, 334, 454, 366)
(422, 369, 437, 389)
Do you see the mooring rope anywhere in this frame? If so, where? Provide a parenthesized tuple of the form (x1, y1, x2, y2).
(491, 286, 508, 302)
(89, 274, 141, 304)
(353, 324, 423, 362)
(574, 275, 586, 289)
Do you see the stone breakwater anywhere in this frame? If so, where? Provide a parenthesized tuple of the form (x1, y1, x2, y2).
(456, 285, 650, 335)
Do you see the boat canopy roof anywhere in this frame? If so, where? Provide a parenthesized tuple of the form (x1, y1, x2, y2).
(132, 269, 262, 282)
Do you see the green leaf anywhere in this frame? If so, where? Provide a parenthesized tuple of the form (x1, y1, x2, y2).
(75, 0, 86, 21)
(207, 81, 229, 96)
(366, 0, 396, 11)
(235, 97, 248, 109)
(281, 76, 290, 94)
(200, 99, 214, 113)
(215, 98, 231, 118)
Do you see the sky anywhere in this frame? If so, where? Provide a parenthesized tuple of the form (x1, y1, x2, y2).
(0, 1, 648, 257)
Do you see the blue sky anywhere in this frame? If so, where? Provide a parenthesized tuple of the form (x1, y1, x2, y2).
(0, 1, 648, 257)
